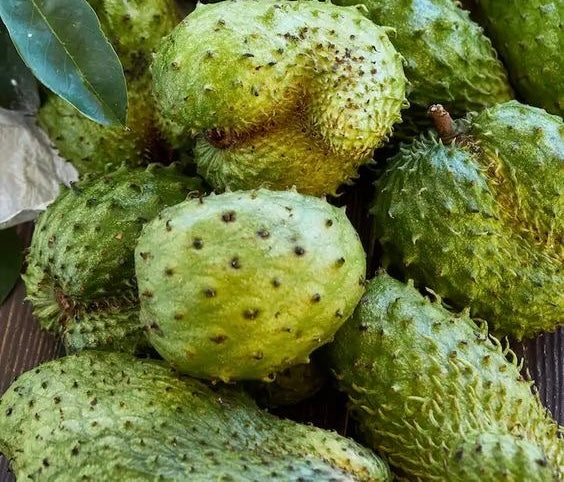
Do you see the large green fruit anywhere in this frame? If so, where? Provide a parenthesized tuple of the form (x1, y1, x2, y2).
(23, 165, 201, 353)
(328, 272, 563, 481)
(334, 0, 512, 115)
(0, 351, 391, 481)
(371, 101, 563, 339)
(38, 0, 181, 175)
(152, 0, 407, 195)
(475, 0, 564, 116)
(136, 189, 366, 381)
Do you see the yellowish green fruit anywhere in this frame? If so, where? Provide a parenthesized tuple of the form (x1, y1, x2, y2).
(152, 0, 407, 195)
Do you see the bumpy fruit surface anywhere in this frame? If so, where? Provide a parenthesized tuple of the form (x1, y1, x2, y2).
(23, 165, 201, 353)
(38, 0, 180, 174)
(136, 189, 366, 381)
(475, 0, 564, 116)
(334, 0, 512, 117)
(372, 101, 563, 339)
(0, 351, 391, 481)
(328, 272, 563, 481)
(152, 0, 407, 195)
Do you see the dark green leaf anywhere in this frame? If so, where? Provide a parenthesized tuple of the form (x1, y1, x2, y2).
(0, 228, 23, 305)
(0, 21, 39, 113)
(0, 0, 127, 126)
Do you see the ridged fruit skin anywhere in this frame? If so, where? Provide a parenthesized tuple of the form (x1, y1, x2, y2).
(328, 272, 563, 481)
(475, 0, 564, 116)
(23, 165, 201, 353)
(38, 0, 180, 175)
(136, 189, 366, 381)
(334, 0, 512, 133)
(245, 361, 326, 408)
(371, 101, 563, 339)
(0, 351, 392, 481)
(151, 0, 407, 196)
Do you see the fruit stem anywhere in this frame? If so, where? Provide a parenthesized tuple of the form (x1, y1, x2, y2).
(428, 104, 457, 143)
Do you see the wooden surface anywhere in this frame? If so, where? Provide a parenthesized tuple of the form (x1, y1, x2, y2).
(1, 180, 563, 481)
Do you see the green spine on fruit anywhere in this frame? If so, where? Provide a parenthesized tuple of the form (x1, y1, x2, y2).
(38, 0, 181, 174)
(136, 188, 366, 381)
(334, 0, 512, 116)
(245, 361, 326, 408)
(475, 0, 564, 116)
(328, 272, 563, 481)
(371, 101, 563, 339)
(0, 351, 391, 481)
(151, 0, 407, 196)
(23, 164, 201, 353)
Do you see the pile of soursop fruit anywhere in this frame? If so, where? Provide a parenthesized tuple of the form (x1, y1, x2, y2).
(1, 0, 563, 480)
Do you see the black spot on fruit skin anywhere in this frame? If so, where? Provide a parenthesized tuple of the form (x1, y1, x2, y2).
(294, 246, 305, 256)
(311, 294, 321, 303)
(222, 211, 236, 222)
(272, 278, 281, 288)
(193, 238, 204, 249)
(231, 257, 241, 269)
(204, 288, 216, 298)
(210, 335, 228, 343)
(257, 229, 270, 238)
(243, 309, 259, 320)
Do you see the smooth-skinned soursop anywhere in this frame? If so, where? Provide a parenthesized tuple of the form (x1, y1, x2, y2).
(23, 165, 201, 353)
(327, 272, 563, 481)
(333, 0, 512, 117)
(151, 0, 407, 195)
(38, 0, 181, 174)
(475, 0, 564, 116)
(136, 189, 366, 382)
(0, 351, 391, 481)
(371, 101, 563, 339)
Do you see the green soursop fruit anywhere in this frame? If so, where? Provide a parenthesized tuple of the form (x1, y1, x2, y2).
(151, 0, 407, 196)
(245, 361, 327, 408)
(23, 165, 201, 353)
(475, 0, 564, 116)
(136, 189, 366, 381)
(0, 351, 392, 481)
(327, 272, 563, 481)
(38, 0, 181, 175)
(333, 0, 512, 138)
(371, 101, 563, 339)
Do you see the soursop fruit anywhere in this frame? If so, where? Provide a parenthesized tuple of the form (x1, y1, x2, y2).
(371, 101, 563, 339)
(23, 165, 201, 353)
(327, 272, 563, 481)
(0, 351, 392, 481)
(245, 361, 326, 408)
(475, 0, 564, 116)
(151, 0, 407, 196)
(334, 0, 512, 117)
(38, 0, 181, 174)
(136, 189, 366, 381)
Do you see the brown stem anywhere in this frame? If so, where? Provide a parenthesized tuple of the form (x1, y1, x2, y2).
(428, 104, 457, 143)
(204, 129, 236, 149)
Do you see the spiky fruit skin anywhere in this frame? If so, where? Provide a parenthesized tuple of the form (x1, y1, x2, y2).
(328, 272, 563, 481)
(136, 189, 366, 381)
(372, 101, 564, 339)
(0, 351, 392, 481)
(245, 361, 326, 408)
(334, 0, 512, 116)
(475, 0, 564, 116)
(152, 0, 407, 196)
(38, 0, 180, 175)
(23, 165, 201, 353)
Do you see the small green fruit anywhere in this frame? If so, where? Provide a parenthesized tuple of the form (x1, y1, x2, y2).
(371, 101, 563, 339)
(0, 351, 391, 481)
(151, 0, 407, 195)
(136, 189, 366, 381)
(24, 165, 201, 353)
(475, 0, 564, 116)
(328, 272, 563, 481)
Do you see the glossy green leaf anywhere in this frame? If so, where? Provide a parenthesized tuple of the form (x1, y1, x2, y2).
(0, 228, 23, 305)
(0, 21, 39, 113)
(0, 0, 127, 126)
